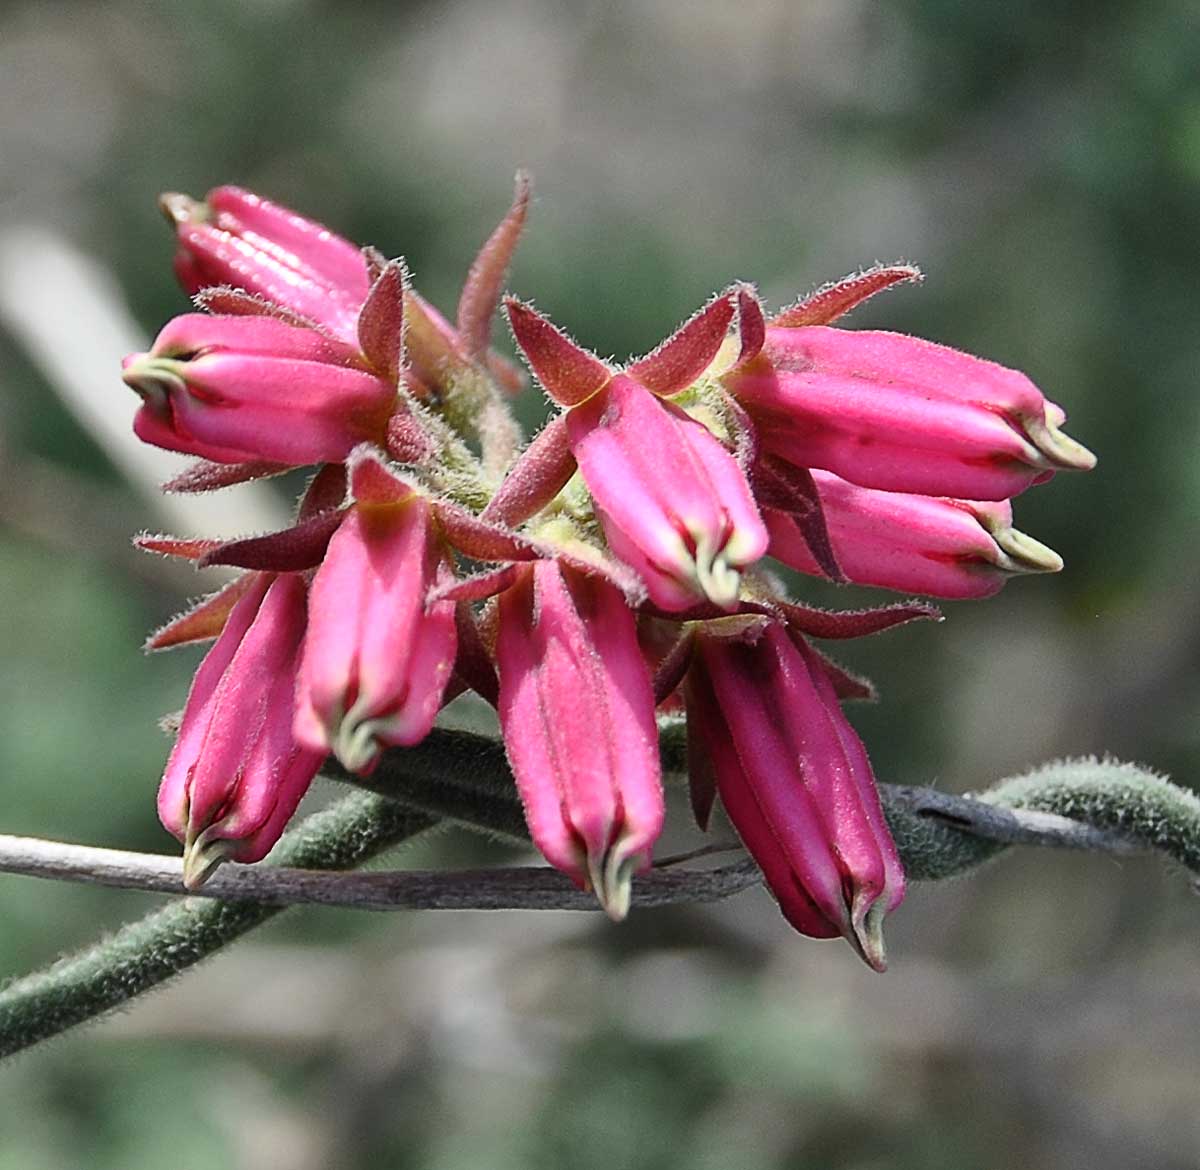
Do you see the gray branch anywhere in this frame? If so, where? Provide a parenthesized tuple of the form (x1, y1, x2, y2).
(1, 768, 1192, 913)
(0, 833, 762, 911)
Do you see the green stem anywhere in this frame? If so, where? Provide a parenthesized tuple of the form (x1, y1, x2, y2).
(0, 793, 433, 1059)
(321, 727, 529, 841)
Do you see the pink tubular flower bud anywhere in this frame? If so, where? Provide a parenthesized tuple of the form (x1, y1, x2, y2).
(686, 619, 904, 970)
(495, 559, 665, 919)
(122, 314, 396, 466)
(766, 469, 1064, 599)
(160, 186, 371, 343)
(157, 573, 323, 888)
(294, 456, 457, 774)
(725, 325, 1096, 501)
(566, 374, 769, 611)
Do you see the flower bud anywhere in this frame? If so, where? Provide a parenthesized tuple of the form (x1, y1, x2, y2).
(726, 326, 1095, 501)
(567, 374, 768, 611)
(294, 457, 457, 773)
(122, 314, 396, 466)
(160, 186, 371, 343)
(496, 559, 665, 919)
(686, 619, 904, 970)
(766, 469, 1064, 599)
(157, 573, 323, 887)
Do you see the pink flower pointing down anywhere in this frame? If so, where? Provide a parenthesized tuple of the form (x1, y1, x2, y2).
(766, 469, 1064, 600)
(725, 325, 1095, 501)
(294, 452, 458, 774)
(495, 558, 665, 919)
(567, 374, 768, 611)
(157, 572, 324, 888)
(121, 313, 396, 466)
(686, 618, 905, 970)
(505, 297, 768, 612)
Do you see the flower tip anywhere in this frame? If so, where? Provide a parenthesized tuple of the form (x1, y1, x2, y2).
(693, 546, 742, 611)
(330, 712, 384, 776)
(992, 526, 1064, 575)
(181, 832, 233, 890)
(849, 898, 890, 974)
(121, 354, 183, 405)
(588, 849, 638, 923)
(157, 191, 202, 227)
(1024, 413, 1097, 473)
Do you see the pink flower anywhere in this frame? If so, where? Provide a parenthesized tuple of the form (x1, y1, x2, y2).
(121, 313, 395, 465)
(160, 185, 371, 343)
(725, 325, 1095, 501)
(766, 469, 1064, 599)
(157, 573, 324, 888)
(685, 618, 904, 970)
(495, 558, 665, 918)
(567, 374, 768, 610)
(161, 183, 528, 395)
(505, 295, 768, 611)
(294, 452, 458, 773)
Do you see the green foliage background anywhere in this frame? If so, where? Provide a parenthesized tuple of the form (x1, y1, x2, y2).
(1, 2, 1197, 1167)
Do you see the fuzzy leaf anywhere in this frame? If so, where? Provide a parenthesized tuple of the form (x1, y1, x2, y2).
(145, 575, 257, 651)
(777, 598, 942, 640)
(808, 646, 877, 702)
(505, 298, 611, 406)
(161, 458, 290, 494)
(480, 413, 576, 528)
(431, 564, 521, 605)
(755, 460, 843, 582)
(347, 445, 418, 507)
(457, 171, 532, 361)
(135, 533, 222, 560)
(627, 290, 736, 397)
(199, 509, 343, 571)
(192, 286, 319, 330)
(433, 500, 542, 562)
(297, 463, 348, 521)
(357, 260, 408, 384)
(771, 264, 923, 328)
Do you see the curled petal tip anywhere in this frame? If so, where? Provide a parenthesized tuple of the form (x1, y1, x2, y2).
(121, 355, 185, 404)
(692, 533, 743, 610)
(991, 525, 1064, 575)
(849, 897, 890, 973)
(589, 849, 638, 923)
(158, 191, 201, 226)
(329, 707, 385, 776)
(1024, 413, 1097, 472)
(181, 832, 233, 890)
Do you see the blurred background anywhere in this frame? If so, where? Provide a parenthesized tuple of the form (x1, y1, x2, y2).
(1, 1, 1198, 1167)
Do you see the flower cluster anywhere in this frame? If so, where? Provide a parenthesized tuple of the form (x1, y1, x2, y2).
(125, 178, 1094, 968)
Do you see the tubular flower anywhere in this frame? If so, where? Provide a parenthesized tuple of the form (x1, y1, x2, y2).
(725, 324, 1096, 501)
(686, 618, 905, 970)
(122, 313, 396, 465)
(294, 454, 458, 774)
(160, 185, 371, 342)
(567, 373, 768, 610)
(162, 182, 527, 395)
(505, 295, 768, 611)
(495, 558, 664, 919)
(157, 573, 324, 888)
(765, 469, 1064, 600)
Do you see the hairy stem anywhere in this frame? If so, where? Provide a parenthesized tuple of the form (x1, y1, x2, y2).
(0, 793, 433, 1059)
